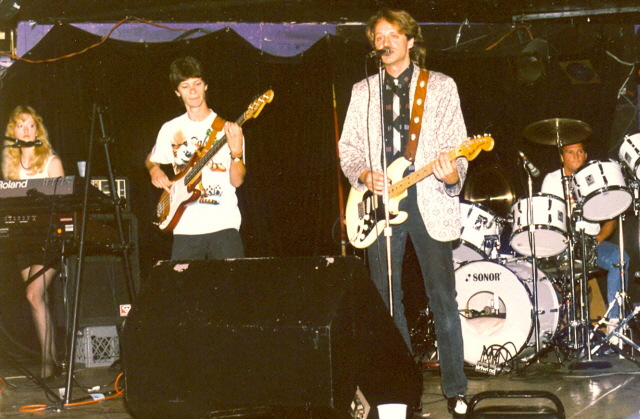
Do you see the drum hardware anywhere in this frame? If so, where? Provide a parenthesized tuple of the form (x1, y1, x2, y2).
(587, 213, 636, 356)
(556, 173, 591, 354)
(590, 304, 640, 357)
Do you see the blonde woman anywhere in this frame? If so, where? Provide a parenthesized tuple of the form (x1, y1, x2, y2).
(2, 105, 63, 378)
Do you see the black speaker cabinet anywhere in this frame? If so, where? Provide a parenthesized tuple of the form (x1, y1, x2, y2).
(67, 254, 133, 328)
(122, 256, 422, 419)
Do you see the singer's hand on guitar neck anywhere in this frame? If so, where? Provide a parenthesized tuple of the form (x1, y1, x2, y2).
(433, 152, 459, 185)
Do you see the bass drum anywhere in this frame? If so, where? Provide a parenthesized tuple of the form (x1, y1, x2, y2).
(455, 260, 560, 365)
(0, 256, 42, 359)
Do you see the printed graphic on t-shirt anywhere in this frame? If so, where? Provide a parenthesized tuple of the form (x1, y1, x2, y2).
(168, 129, 229, 206)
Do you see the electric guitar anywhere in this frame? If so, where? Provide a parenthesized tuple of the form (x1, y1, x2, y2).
(345, 135, 494, 249)
(155, 89, 274, 232)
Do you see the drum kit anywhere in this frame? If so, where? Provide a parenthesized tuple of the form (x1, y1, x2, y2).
(453, 118, 640, 368)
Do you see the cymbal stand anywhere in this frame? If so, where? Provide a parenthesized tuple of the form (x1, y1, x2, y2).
(560, 175, 581, 350)
(565, 202, 606, 365)
(576, 220, 595, 360)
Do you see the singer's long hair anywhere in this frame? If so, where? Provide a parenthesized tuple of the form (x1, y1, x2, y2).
(366, 8, 426, 67)
(2, 105, 54, 180)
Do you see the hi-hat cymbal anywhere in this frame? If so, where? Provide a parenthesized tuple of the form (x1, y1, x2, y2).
(523, 118, 592, 146)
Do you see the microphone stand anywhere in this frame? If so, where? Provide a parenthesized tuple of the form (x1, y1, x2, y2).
(376, 57, 394, 317)
(95, 106, 137, 301)
(523, 165, 542, 357)
(62, 103, 136, 407)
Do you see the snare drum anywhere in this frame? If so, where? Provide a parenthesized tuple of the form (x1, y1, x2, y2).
(510, 193, 567, 258)
(453, 202, 501, 262)
(455, 260, 560, 365)
(572, 159, 632, 221)
(619, 133, 640, 179)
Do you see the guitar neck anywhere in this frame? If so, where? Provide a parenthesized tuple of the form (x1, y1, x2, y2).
(184, 113, 247, 185)
(389, 148, 457, 198)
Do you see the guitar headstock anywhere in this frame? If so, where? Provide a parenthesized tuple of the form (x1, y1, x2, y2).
(457, 135, 495, 161)
(245, 89, 275, 120)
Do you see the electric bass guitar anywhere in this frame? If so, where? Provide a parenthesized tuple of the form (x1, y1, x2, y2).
(345, 135, 494, 249)
(155, 89, 274, 231)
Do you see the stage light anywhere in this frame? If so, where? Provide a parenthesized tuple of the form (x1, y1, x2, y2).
(559, 59, 600, 84)
(0, 0, 19, 21)
(513, 38, 548, 84)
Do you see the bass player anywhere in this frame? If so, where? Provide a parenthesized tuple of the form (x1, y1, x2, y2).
(145, 56, 246, 260)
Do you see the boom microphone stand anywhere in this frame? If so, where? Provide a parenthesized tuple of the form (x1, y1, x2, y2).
(522, 162, 542, 357)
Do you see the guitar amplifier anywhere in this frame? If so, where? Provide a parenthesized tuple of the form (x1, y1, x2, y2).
(90, 177, 129, 208)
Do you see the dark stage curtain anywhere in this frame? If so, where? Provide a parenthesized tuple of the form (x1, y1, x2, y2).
(0, 23, 629, 288)
(0, 25, 360, 278)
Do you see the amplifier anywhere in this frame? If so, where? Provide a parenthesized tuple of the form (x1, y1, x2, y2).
(90, 177, 129, 202)
(0, 211, 76, 248)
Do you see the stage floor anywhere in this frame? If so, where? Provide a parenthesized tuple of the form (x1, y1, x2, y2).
(0, 346, 639, 418)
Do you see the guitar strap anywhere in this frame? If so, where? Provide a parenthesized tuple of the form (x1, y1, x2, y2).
(404, 69, 429, 163)
(196, 115, 226, 193)
(203, 115, 227, 149)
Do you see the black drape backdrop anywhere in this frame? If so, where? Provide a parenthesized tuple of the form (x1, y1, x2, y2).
(0, 25, 355, 279)
(0, 23, 634, 297)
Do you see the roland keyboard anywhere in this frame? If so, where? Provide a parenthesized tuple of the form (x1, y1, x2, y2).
(0, 176, 77, 198)
(0, 176, 118, 250)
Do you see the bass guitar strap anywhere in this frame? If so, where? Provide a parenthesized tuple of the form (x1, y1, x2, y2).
(194, 115, 226, 194)
(404, 69, 429, 163)
(202, 115, 227, 149)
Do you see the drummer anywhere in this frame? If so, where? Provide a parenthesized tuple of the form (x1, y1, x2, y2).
(540, 141, 629, 324)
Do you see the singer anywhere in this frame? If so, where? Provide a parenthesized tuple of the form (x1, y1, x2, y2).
(339, 8, 468, 418)
(1, 105, 64, 379)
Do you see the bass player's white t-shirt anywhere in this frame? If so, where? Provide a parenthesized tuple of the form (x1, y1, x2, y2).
(149, 111, 242, 235)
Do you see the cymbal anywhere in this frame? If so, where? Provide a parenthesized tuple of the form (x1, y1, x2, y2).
(462, 165, 516, 218)
(523, 118, 592, 146)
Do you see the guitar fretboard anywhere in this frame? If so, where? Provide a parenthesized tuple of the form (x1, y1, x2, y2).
(184, 113, 247, 186)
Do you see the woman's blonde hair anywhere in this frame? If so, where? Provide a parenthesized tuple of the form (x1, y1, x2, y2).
(2, 105, 54, 180)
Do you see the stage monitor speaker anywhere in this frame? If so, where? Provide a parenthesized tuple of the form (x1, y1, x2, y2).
(122, 256, 422, 419)
(67, 254, 133, 328)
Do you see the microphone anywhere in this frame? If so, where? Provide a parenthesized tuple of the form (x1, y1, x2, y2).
(367, 47, 391, 58)
(3, 138, 42, 148)
(518, 150, 540, 178)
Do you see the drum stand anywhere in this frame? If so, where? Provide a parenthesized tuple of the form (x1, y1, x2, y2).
(556, 176, 610, 368)
(523, 163, 543, 358)
(524, 176, 584, 368)
(589, 212, 639, 359)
